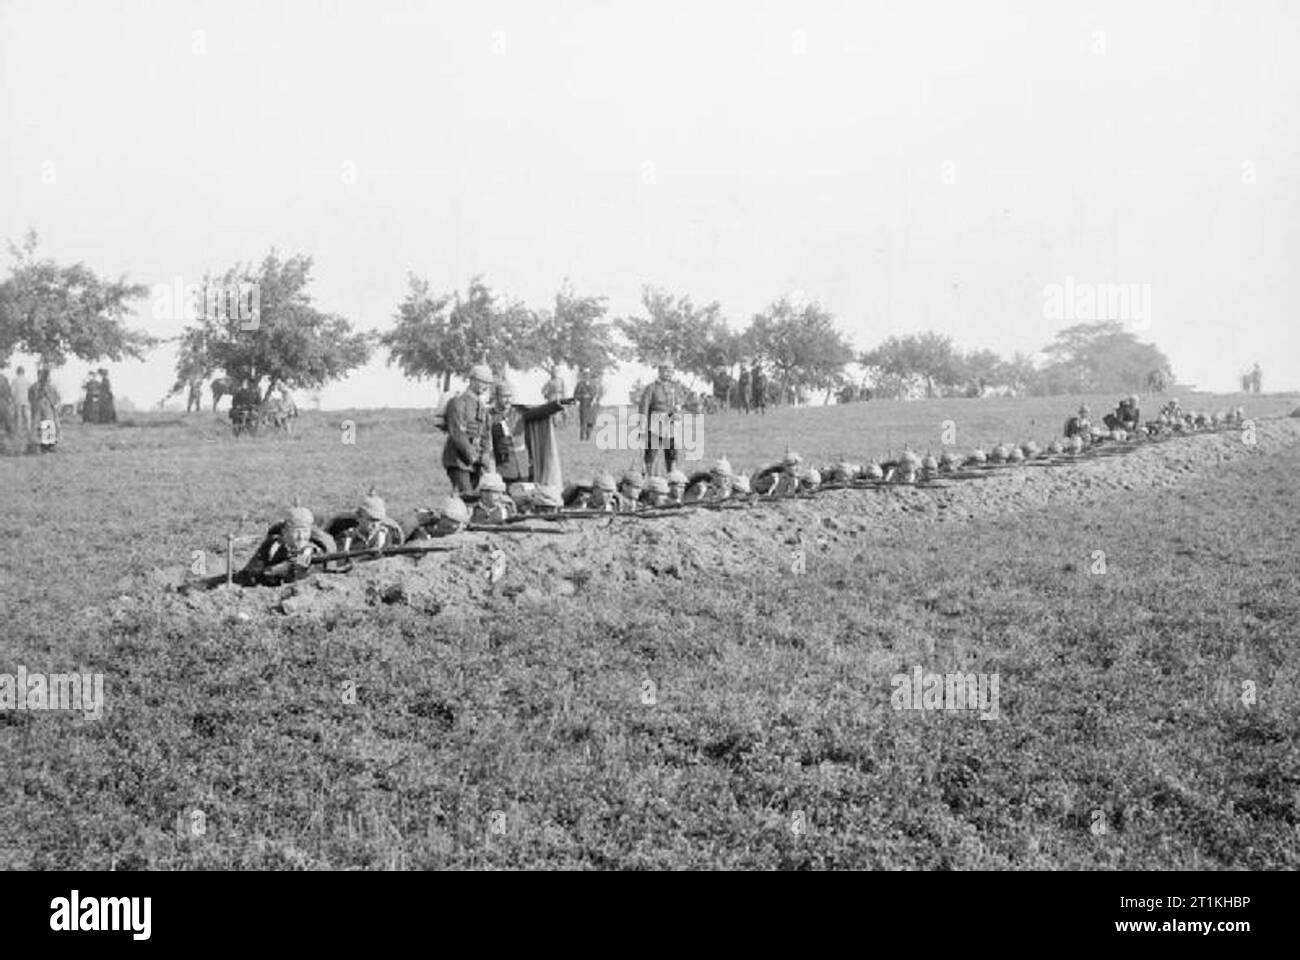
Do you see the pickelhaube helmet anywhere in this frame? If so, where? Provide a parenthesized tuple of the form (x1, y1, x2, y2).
(358, 493, 387, 521)
(667, 469, 688, 487)
(439, 495, 470, 524)
(595, 472, 617, 493)
(478, 472, 506, 493)
(284, 506, 314, 532)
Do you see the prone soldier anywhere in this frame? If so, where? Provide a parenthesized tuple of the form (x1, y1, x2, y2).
(238, 506, 337, 586)
(328, 491, 404, 554)
(617, 470, 644, 511)
(588, 472, 621, 512)
(641, 475, 671, 508)
(409, 495, 471, 541)
(1102, 395, 1141, 433)
(472, 471, 518, 524)
(666, 468, 688, 504)
(1063, 404, 1091, 438)
(752, 451, 802, 496)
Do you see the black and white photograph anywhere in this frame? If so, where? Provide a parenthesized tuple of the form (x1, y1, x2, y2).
(0, 0, 1295, 918)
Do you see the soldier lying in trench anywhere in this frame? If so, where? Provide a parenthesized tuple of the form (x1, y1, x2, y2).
(236, 506, 338, 586)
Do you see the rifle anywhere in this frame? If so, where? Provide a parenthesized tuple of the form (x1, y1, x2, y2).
(465, 522, 574, 535)
(189, 539, 458, 591)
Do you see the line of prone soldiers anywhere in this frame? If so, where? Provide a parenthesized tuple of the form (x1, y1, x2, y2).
(237, 398, 1248, 587)
(1063, 396, 1247, 440)
(235, 450, 934, 586)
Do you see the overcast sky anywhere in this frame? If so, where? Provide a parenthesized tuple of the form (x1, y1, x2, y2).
(2, 0, 1296, 408)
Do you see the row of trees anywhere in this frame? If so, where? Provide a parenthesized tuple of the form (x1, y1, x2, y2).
(859, 325, 1172, 399)
(0, 233, 1176, 407)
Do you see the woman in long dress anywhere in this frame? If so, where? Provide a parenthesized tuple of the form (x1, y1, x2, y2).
(30, 369, 61, 452)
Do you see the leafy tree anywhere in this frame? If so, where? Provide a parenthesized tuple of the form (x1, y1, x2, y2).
(0, 230, 152, 367)
(746, 296, 855, 404)
(998, 351, 1041, 396)
(532, 279, 624, 380)
(859, 331, 960, 399)
(1039, 321, 1172, 394)
(382, 274, 539, 391)
(955, 347, 1004, 396)
(617, 286, 728, 388)
(181, 250, 372, 402)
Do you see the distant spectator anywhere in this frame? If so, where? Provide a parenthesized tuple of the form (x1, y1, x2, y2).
(11, 366, 32, 435)
(98, 369, 117, 423)
(542, 365, 568, 428)
(751, 364, 768, 415)
(30, 367, 61, 452)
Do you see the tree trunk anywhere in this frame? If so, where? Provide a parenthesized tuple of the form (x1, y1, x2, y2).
(443, 370, 452, 393)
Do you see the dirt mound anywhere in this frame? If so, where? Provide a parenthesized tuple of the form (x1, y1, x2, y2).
(138, 417, 1299, 624)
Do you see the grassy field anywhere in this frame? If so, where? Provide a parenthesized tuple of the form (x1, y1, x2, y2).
(1, 391, 1297, 868)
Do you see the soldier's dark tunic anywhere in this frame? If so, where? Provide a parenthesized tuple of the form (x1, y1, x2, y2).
(81, 379, 102, 424)
(442, 391, 491, 493)
(1063, 416, 1090, 438)
(1103, 401, 1140, 432)
(237, 523, 336, 587)
(751, 369, 768, 414)
(573, 379, 596, 441)
(99, 377, 117, 423)
(640, 379, 682, 474)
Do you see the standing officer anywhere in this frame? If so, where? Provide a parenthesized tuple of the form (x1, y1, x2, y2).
(640, 358, 682, 476)
(751, 363, 768, 415)
(442, 364, 493, 494)
(573, 369, 596, 441)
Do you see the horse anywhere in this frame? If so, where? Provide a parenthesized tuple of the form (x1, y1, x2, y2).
(210, 377, 233, 410)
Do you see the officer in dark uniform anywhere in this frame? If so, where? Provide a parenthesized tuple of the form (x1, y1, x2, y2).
(442, 364, 493, 494)
(751, 363, 768, 415)
(640, 359, 682, 475)
(1103, 395, 1141, 432)
(573, 370, 596, 441)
